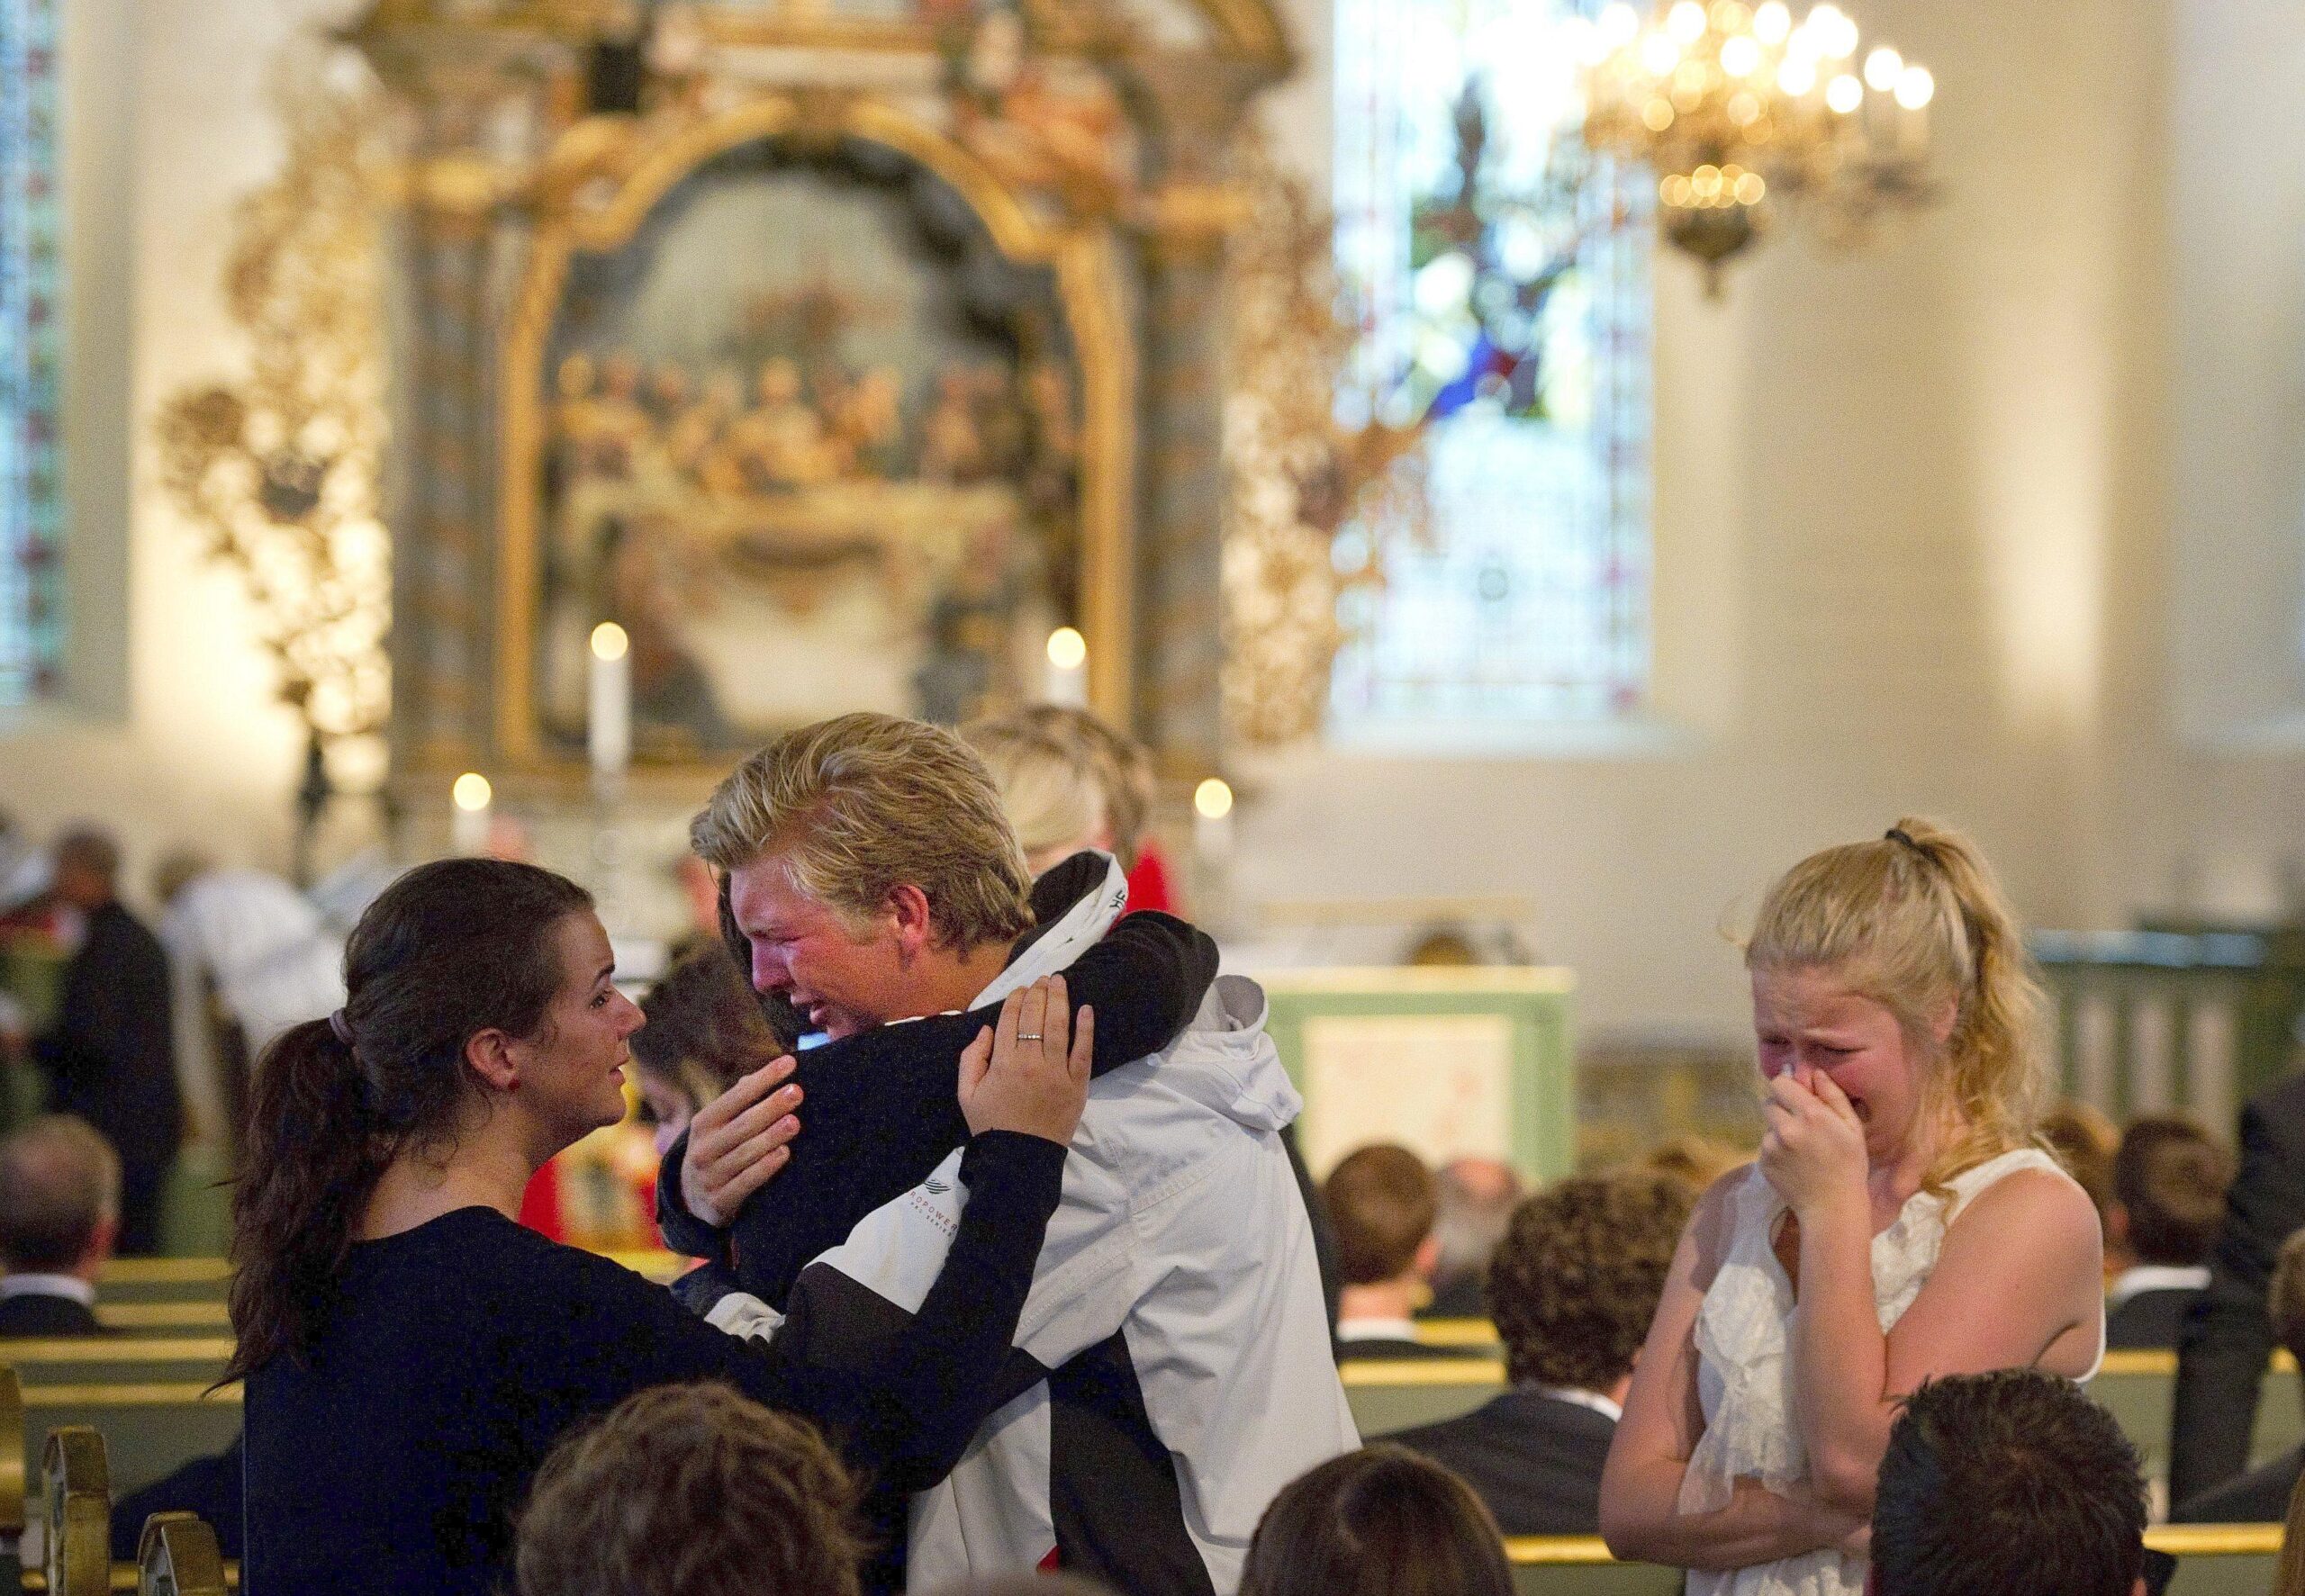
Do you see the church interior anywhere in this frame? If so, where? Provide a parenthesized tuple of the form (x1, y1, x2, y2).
(1, 0, 2304, 1591)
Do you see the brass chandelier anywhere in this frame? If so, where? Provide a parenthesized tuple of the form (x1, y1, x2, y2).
(1577, 0, 1934, 291)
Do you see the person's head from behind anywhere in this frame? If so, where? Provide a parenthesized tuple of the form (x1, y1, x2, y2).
(692, 713, 1033, 1041)
(1871, 1369, 2146, 1596)
(2264, 1229, 2305, 1371)
(2038, 1099, 2120, 1243)
(1641, 1135, 1748, 1195)
(50, 827, 121, 912)
(2109, 1113, 2232, 1271)
(631, 945, 792, 1155)
(151, 847, 217, 907)
(1490, 1171, 1693, 1403)
(1430, 1157, 1523, 1295)
(0, 1116, 120, 1279)
(1239, 1445, 1512, 1596)
(1016, 703, 1153, 872)
(516, 1381, 863, 1596)
(229, 858, 641, 1376)
(962, 716, 1108, 875)
(1324, 1144, 1439, 1297)
(1746, 817, 2047, 1186)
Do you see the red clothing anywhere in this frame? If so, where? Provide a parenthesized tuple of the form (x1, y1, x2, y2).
(1125, 841, 1177, 915)
(517, 1159, 565, 1240)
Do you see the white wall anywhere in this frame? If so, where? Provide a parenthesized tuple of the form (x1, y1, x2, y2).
(1236, 0, 2305, 1039)
(0, 0, 359, 894)
(7, 0, 2304, 1035)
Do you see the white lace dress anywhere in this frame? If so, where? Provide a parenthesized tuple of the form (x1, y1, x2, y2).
(1677, 1148, 2102, 1596)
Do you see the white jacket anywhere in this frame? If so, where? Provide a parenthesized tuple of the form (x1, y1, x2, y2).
(788, 858, 1357, 1594)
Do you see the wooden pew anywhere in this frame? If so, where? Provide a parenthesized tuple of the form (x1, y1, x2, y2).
(89, 1266, 228, 1310)
(0, 1345, 233, 1393)
(2091, 1349, 2305, 1492)
(1505, 1537, 1680, 1595)
(2152, 1524, 2282, 1596)
(134, 1512, 229, 1596)
(1415, 1317, 1503, 1351)
(1342, 1359, 1505, 1437)
(88, 1308, 229, 1337)
(42, 1427, 111, 1596)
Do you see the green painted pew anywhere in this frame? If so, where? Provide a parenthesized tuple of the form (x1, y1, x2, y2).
(1342, 1359, 1505, 1437)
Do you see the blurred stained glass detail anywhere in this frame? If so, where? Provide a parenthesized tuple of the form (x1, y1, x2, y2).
(0, 0, 60, 706)
(1331, 0, 1651, 732)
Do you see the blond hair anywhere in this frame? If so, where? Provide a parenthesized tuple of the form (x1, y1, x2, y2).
(1017, 704, 1153, 870)
(692, 713, 1033, 953)
(1745, 816, 2047, 1191)
(962, 717, 1107, 863)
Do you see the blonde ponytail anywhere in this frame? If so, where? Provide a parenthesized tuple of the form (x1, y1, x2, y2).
(1746, 817, 2047, 1192)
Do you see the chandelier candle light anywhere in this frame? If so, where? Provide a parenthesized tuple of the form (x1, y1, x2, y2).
(1577, 0, 1934, 290)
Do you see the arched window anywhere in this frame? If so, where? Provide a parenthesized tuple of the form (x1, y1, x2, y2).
(0, 0, 59, 706)
(1331, 0, 1650, 739)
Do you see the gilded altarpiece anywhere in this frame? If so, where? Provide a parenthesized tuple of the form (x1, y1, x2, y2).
(351, 0, 1288, 789)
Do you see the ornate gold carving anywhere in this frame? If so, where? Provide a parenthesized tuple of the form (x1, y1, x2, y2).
(154, 59, 393, 750)
(1221, 148, 1423, 746)
(494, 92, 1135, 768)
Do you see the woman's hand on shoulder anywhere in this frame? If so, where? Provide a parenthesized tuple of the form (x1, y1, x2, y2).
(681, 1056, 805, 1229)
(957, 975, 1092, 1146)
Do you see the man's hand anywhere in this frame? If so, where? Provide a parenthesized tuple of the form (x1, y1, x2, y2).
(681, 1055, 805, 1229)
(957, 975, 1092, 1146)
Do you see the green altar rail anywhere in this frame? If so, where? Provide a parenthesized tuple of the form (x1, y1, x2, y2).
(2031, 927, 2305, 1127)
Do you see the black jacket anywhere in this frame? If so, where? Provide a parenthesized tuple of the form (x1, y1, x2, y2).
(33, 902, 183, 1168)
(2174, 1441, 2302, 1526)
(2171, 1073, 2305, 1504)
(1388, 1386, 1618, 1536)
(0, 1289, 105, 1338)
(2106, 1285, 2202, 1352)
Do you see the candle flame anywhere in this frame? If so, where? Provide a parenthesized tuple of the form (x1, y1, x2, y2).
(1194, 778, 1234, 820)
(452, 772, 493, 812)
(1045, 627, 1088, 671)
(591, 622, 630, 663)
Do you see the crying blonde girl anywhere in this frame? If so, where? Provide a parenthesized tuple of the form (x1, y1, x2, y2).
(1600, 819, 2105, 1596)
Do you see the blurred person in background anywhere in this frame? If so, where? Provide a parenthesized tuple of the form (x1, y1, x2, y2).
(32, 827, 181, 1255)
(1393, 1170, 1695, 1535)
(1236, 1445, 1514, 1596)
(963, 718, 1110, 876)
(2104, 1114, 2233, 1349)
(1325, 1144, 1450, 1360)
(630, 945, 793, 1157)
(1013, 703, 1173, 914)
(1424, 1156, 1524, 1319)
(2174, 1226, 2305, 1523)
(1641, 1137, 1750, 1199)
(0, 1114, 120, 1336)
(2041, 1099, 2121, 1285)
(154, 848, 344, 1159)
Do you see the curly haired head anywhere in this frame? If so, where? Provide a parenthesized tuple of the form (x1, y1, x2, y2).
(1488, 1170, 1695, 1391)
(516, 1383, 865, 1596)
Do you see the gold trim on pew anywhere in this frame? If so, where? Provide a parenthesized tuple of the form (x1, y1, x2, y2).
(1339, 1359, 1506, 1386)
(2143, 1523, 2284, 1555)
(1414, 1319, 1502, 1348)
(17, 1560, 243, 1591)
(22, 1384, 242, 1407)
(2094, 1348, 2300, 1377)
(0, 1340, 234, 1364)
(1504, 1537, 1619, 1564)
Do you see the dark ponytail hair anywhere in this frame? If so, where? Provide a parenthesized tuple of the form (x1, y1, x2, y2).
(227, 858, 593, 1379)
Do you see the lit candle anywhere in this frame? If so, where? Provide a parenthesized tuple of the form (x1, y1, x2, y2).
(590, 622, 631, 781)
(1044, 627, 1089, 708)
(451, 771, 493, 857)
(1193, 776, 1234, 879)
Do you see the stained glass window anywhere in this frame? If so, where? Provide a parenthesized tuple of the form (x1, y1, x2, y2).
(1330, 0, 1650, 735)
(0, 0, 59, 707)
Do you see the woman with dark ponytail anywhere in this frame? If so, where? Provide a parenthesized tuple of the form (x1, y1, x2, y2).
(235, 858, 1090, 1596)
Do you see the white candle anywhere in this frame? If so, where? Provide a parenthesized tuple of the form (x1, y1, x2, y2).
(590, 622, 632, 780)
(1044, 627, 1089, 708)
(451, 771, 493, 857)
(1193, 777, 1234, 879)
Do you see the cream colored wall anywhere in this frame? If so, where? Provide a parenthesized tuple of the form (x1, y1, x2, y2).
(1236, 0, 2305, 1039)
(5, 0, 2300, 1034)
(0, 0, 357, 894)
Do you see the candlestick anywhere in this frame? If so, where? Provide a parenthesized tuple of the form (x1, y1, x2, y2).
(590, 622, 632, 783)
(451, 771, 493, 857)
(1044, 627, 1089, 708)
(1193, 776, 1234, 876)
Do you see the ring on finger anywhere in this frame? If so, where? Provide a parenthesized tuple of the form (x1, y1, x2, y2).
(1017, 1032, 1044, 1041)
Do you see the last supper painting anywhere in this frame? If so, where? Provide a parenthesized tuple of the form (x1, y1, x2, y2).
(533, 140, 1085, 762)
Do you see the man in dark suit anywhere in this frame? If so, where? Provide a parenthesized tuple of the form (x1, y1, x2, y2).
(2170, 1071, 2305, 1506)
(0, 1114, 121, 1338)
(32, 829, 183, 1256)
(1389, 1169, 1695, 1535)
(2104, 1114, 2231, 1350)
(1325, 1144, 1457, 1361)
(2174, 1225, 2305, 1523)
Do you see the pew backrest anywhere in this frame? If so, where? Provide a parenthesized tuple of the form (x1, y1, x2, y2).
(1342, 1358, 1505, 1437)
(135, 1512, 229, 1596)
(44, 1426, 111, 1596)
